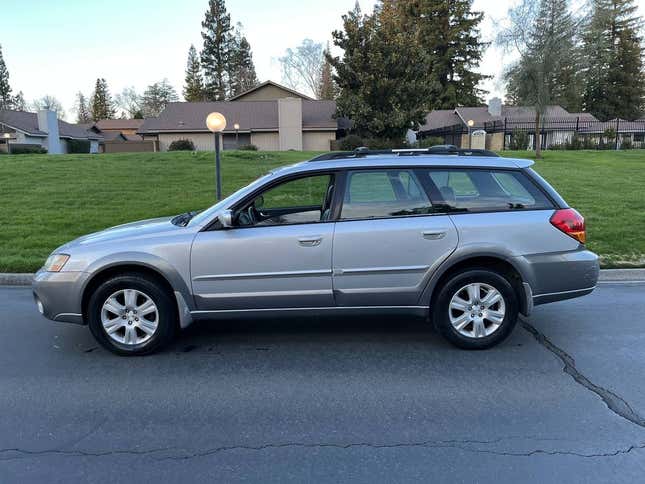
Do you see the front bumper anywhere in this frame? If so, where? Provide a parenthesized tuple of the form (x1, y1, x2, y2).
(32, 269, 90, 325)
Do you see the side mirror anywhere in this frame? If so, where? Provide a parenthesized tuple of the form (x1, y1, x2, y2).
(218, 209, 233, 228)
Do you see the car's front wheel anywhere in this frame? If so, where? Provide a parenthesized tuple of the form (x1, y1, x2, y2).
(88, 274, 178, 356)
(432, 269, 519, 350)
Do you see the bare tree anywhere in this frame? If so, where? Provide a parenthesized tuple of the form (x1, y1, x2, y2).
(114, 87, 142, 118)
(497, 0, 579, 158)
(31, 95, 65, 119)
(278, 39, 324, 97)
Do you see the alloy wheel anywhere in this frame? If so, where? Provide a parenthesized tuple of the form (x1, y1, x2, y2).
(448, 282, 506, 338)
(100, 289, 159, 346)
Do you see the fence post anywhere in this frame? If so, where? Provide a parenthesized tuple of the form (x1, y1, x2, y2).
(615, 118, 620, 150)
(503, 119, 507, 150)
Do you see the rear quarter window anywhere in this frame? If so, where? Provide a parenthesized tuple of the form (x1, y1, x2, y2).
(425, 169, 553, 212)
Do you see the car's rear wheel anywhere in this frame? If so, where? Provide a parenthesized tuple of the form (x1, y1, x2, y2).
(432, 269, 518, 350)
(88, 274, 177, 356)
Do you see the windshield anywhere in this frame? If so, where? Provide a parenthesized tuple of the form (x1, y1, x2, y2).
(187, 172, 274, 227)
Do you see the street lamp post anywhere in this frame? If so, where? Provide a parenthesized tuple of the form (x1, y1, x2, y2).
(467, 120, 475, 149)
(206, 112, 227, 201)
(233, 123, 240, 148)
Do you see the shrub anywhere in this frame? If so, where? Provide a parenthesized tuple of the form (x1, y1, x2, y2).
(68, 139, 91, 154)
(168, 139, 195, 151)
(508, 129, 530, 150)
(362, 138, 408, 149)
(621, 138, 633, 150)
(9, 145, 48, 155)
(336, 134, 364, 151)
(238, 144, 258, 151)
(417, 137, 445, 148)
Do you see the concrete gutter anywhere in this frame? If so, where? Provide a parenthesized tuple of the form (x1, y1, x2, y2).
(2, 269, 645, 287)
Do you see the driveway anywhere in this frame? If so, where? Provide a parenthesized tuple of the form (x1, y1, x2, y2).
(1, 283, 644, 483)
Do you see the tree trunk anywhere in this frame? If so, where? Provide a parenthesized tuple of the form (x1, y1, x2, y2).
(535, 110, 542, 159)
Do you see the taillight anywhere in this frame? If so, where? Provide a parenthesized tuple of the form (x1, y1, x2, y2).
(550, 208, 586, 244)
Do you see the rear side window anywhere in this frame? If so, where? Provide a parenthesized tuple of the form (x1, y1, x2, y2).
(341, 170, 433, 219)
(425, 169, 553, 212)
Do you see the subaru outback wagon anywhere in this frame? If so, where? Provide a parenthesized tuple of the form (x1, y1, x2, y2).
(33, 147, 599, 355)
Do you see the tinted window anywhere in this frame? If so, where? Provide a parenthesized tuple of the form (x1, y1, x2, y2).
(425, 169, 553, 212)
(341, 170, 433, 220)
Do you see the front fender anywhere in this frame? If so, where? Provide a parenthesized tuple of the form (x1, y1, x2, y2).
(81, 251, 195, 312)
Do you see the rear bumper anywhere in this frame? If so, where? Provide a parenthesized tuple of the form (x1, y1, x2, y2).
(517, 247, 599, 307)
(32, 269, 89, 325)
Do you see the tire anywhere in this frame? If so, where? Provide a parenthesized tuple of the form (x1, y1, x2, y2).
(87, 274, 178, 356)
(432, 269, 519, 350)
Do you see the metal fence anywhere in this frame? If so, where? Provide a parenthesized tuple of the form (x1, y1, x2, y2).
(421, 117, 645, 150)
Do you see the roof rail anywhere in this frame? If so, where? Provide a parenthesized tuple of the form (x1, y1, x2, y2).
(308, 145, 499, 162)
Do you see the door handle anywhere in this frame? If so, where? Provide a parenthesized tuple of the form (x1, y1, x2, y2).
(422, 230, 446, 240)
(298, 236, 322, 247)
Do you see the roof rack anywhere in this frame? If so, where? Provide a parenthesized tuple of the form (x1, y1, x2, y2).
(308, 145, 499, 161)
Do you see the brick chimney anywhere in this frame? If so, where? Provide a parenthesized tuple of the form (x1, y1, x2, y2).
(37, 110, 62, 154)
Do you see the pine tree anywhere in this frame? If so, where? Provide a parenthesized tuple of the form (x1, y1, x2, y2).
(228, 23, 258, 96)
(318, 43, 336, 100)
(90, 78, 115, 121)
(200, 0, 233, 100)
(12, 91, 26, 111)
(0, 44, 13, 110)
(228, 24, 259, 97)
(183, 45, 205, 102)
(75, 92, 92, 123)
(582, 0, 644, 120)
(330, 2, 430, 139)
(393, 0, 490, 108)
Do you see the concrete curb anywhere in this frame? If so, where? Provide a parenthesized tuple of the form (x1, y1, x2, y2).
(597, 269, 645, 283)
(2, 269, 645, 287)
(0, 274, 34, 286)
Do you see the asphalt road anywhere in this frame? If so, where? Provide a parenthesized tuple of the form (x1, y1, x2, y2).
(1, 283, 645, 483)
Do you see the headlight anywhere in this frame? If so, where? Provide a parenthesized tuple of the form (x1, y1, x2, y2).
(43, 254, 70, 272)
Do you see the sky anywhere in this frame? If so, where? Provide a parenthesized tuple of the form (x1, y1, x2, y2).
(1, 0, 643, 119)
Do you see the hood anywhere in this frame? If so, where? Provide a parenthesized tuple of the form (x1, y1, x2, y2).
(58, 216, 180, 250)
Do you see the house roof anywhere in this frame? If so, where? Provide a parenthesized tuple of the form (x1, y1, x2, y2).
(95, 119, 145, 131)
(579, 118, 645, 133)
(0, 110, 102, 140)
(138, 100, 338, 134)
(228, 80, 315, 101)
(419, 105, 601, 133)
(0, 110, 47, 136)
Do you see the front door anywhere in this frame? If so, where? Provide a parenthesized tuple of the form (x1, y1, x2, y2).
(332, 169, 458, 307)
(191, 173, 337, 311)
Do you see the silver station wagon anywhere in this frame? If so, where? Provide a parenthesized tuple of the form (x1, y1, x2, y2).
(33, 147, 599, 355)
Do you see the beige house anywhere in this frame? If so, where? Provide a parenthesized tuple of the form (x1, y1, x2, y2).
(138, 81, 341, 152)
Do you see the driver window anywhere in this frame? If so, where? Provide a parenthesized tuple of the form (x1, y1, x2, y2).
(235, 174, 332, 227)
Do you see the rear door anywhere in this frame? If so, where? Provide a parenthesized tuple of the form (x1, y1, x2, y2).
(331, 169, 458, 307)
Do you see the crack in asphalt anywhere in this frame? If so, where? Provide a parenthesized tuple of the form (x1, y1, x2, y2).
(520, 318, 645, 428)
(155, 440, 645, 461)
(1, 438, 644, 462)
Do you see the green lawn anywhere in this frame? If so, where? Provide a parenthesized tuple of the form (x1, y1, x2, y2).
(0, 149, 643, 272)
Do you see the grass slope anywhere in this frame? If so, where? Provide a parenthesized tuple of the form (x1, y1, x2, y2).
(502, 150, 645, 268)
(0, 149, 643, 271)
